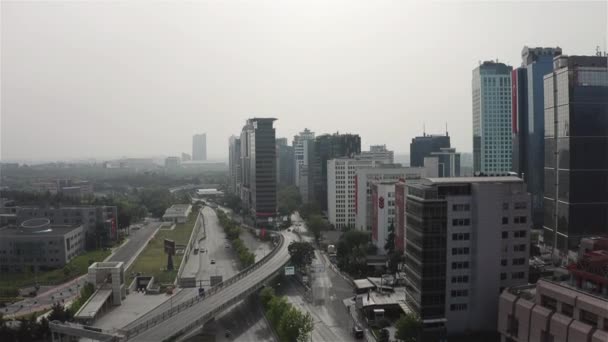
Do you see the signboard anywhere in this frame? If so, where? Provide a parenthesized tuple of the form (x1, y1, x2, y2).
(284, 266, 295, 276)
(164, 239, 176, 255)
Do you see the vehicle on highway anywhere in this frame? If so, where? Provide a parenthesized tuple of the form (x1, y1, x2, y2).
(194, 248, 199, 254)
(225, 329, 231, 338)
(353, 325, 364, 339)
(210, 259, 216, 264)
(224, 243, 230, 248)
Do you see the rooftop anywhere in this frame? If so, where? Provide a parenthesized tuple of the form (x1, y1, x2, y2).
(0, 222, 82, 237)
(424, 176, 523, 185)
(163, 204, 192, 217)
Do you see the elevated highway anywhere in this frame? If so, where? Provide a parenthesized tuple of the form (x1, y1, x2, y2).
(50, 230, 291, 342)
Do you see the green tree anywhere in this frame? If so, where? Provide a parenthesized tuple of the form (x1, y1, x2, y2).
(260, 287, 276, 308)
(278, 307, 314, 342)
(287, 242, 315, 269)
(298, 201, 321, 220)
(378, 328, 390, 342)
(396, 312, 422, 342)
(49, 302, 71, 322)
(277, 185, 301, 216)
(305, 214, 325, 242)
(384, 223, 396, 253)
(267, 296, 291, 326)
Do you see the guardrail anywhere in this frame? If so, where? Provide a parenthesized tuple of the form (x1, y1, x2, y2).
(175, 210, 204, 285)
(121, 232, 286, 340)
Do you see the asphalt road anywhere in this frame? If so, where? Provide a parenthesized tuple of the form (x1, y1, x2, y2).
(2, 220, 161, 318)
(194, 297, 275, 342)
(129, 230, 292, 341)
(123, 208, 272, 336)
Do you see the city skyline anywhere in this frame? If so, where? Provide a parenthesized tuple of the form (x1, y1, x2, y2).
(2, 1, 606, 161)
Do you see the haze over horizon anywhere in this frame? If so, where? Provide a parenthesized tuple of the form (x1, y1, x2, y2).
(1, 1, 606, 162)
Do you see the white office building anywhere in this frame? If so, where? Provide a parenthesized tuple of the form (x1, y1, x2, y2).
(293, 128, 315, 188)
(472, 61, 513, 173)
(327, 158, 383, 229)
(355, 165, 435, 232)
(404, 177, 531, 337)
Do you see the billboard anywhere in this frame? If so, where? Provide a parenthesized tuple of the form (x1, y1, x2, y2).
(164, 239, 176, 255)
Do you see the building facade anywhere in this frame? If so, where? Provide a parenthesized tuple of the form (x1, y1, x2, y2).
(543, 55, 608, 253)
(371, 181, 397, 255)
(239, 118, 277, 224)
(498, 237, 608, 342)
(165, 156, 181, 169)
(0, 218, 85, 272)
(404, 177, 531, 338)
(293, 128, 315, 188)
(15, 206, 118, 248)
(311, 133, 361, 211)
(410, 134, 451, 168)
(512, 47, 562, 229)
(327, 158, 380, 229)
(359, 145, 394, 164)
(355, 165, 433, 232)
(192, 133, 207, 161)
(473, 61, 513, 173)
(276, 138, 295, 187)
(228, 135, 241, 195)
(424, 147, 461, 177)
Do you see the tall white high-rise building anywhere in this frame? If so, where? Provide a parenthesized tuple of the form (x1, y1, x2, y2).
(293, 129, 315, 188)
(472, 61, 513, 173)
(192, 133, 207, 161)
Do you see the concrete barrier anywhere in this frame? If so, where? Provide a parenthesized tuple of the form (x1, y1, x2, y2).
(175, 210, 204, 286)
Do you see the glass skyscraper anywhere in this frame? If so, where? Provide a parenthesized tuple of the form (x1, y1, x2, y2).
(512, 47, 562, 228)
(543, 55, 608, 253)
(472, 61, 513, 173)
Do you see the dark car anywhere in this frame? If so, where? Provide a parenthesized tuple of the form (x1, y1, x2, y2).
(353, 325, 364, 339)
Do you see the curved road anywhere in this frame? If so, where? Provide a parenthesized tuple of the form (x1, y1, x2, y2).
(128, 231, 293, 341)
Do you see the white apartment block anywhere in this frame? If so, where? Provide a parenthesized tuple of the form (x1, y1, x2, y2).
(472, 61, 513, 173)
(355, 165, 435, 232)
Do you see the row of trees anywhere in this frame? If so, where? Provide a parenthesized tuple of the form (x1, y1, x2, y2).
(259, 287, 314, 342)
(216, 210, 255, 268)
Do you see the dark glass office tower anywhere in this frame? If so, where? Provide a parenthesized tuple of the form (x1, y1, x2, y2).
(543, 55, 608, 252)
(512, 47, 562, 229)
(240, 118, 277, 224)
(409, 134, 451, 167)
(311, 133, 361, 211)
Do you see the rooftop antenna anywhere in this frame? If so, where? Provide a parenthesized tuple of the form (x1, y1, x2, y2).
(423, 122, 426, 137)
(446, 122, 448, 136)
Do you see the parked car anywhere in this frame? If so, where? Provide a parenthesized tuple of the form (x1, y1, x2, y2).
(210, 259, 216, 264)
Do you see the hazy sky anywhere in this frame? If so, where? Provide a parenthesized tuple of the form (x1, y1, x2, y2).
(1, 1, 606, 162)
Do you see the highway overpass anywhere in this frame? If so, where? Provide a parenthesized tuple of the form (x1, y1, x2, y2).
(50, 231, 291, 342)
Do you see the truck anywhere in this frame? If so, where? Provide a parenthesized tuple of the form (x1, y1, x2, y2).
(327, 244, 337, 256)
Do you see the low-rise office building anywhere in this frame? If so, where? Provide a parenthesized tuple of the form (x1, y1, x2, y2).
(499, 236, 608, 342)
(15, 206, 118, 246)
(162, 204, 193, 223)
(0, 218, 85, 272)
